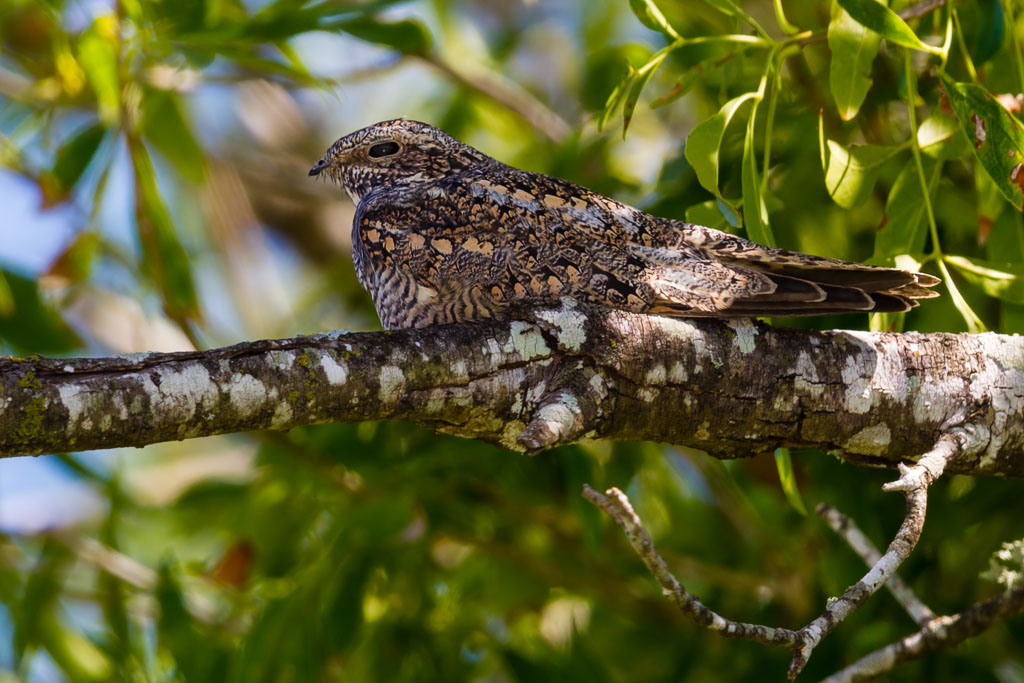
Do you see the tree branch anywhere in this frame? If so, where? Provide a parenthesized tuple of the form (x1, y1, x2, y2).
(581, 430, 995, 680)
(1, 301, 1021, 475)
(817, 503, 937, 626)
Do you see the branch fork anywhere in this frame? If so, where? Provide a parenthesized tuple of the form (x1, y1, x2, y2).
(583, 430, 1017, 680)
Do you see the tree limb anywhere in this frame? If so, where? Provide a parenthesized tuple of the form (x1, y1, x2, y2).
(1, 301, 1021, 474)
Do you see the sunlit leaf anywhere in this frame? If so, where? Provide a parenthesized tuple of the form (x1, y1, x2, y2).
(622, 44, 675, 136)
(939, 259, 987, 332)
(0, 269, 80, 353)
(685, 93, 756, 199)
(876, 156, 939, 257)
(333, 17, 432, 55)
(685, 199, 730, 231)
(824, 140, 901, 208)
(774, 448, 807, 516)
(741, 111, 774, 246)
(917, 113, 971, 160)
(945, 255, 1024, 303)
(41, 121, 107, 205)
(837, 0, 937, 52)
(77, 17, 120, 123)
(828, 2, 883, 121)
(628, 0, 681, 39)
(141, 89, 205, 183)
(598, 67, 635, 131)
(941, 75, 1024, 211)
(129, 141, 200, 322)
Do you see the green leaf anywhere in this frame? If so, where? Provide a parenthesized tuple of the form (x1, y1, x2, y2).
(140, 89, 205, 183)
(0, 269, 80, 354)
(0, 270, 12, 317)
(333, 17, 432, 55)
(42, 122, 107, 205)
(876, 156, 939, 257)
(945, 255, 1024, 303)
(598, 67, 635, 132)
(824, 140, 901, 208)
(970, 0, 1004, 66)
(941, 75, 1024, 211)
(622, 45, 675, 136)
(917, 113, 971, 160)
(741, 111, 774, 246)
(685, 93, 756, 199)
(130, 141, 200, 322)
(628, 0, 681, 39)
(774, 448, 807, 516)
(939, 259, 987, 332)
(685, 199, 731, 231)
(76, 18, 121, 123)
(837, 0, 937, 52)
(828, 2, 883, 121)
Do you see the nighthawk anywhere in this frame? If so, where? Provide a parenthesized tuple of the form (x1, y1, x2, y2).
(309, 119, 939, 330)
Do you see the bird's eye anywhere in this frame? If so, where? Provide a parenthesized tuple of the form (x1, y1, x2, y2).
(368, 142, 400, 158)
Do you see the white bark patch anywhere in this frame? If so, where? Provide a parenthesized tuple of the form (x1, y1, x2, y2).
(426, 388, 446, 413)
(536, 300, 587, 351)
(845, 424, 892, 454)
(645, 365, 667, 385)
(912, 375, 963, 424)
(668, 362, 688, 383)
(58, 384, 89, 429)
(450, 360, 469, 381)
(728, 320, 758, 354)
(841, 356, 874, 414)
(506, 321, 551, 361)
(271, 402, 293, 429)
(793, 351, 823, 398)
(227, 374, 268, 419)
(270, 350, 297, 371)
(320, 354, 349, 385)
(533, 393, 581, 442)
(974, 335, 1024, 467)
(143, 364, 219, 424)
(844, 332, 910, 404)
(379, 366, 406, 402)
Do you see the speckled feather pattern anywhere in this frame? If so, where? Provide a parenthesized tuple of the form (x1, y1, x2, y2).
(311, 120, 940, 330)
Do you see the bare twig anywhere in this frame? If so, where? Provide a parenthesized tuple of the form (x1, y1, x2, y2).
(787, 436, 963, 679)
(583, 429, 976, 680)
(53, 532, 218, 624)
(823, 587, 1024, 683)
(581, 484, 801, 646)
(817, 503, 936, 626)
(418, 53, 571, 143)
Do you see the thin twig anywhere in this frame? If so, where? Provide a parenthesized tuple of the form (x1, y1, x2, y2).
(584, 429, 973, 681)
(817, 503, 936, 626)
(822, 587, 1024, 683)
(582, 484, 801, 646)
(787, 448, 955, 679)
(52, 532, 218, 624)
(418, 53, 571, 144)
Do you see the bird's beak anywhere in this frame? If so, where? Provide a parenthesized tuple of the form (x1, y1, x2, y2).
(308, 159, 328, 177)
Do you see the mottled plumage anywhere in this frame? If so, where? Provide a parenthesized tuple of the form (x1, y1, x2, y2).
(310, 119, 939, 330)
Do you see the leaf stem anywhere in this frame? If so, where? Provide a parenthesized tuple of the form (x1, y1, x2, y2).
(951, 9, 979, 83)
(1002, 0, 1024, 97)
(903, 52, 942, 259)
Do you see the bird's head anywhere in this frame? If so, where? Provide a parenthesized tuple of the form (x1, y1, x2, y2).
(309, 119, 490, 204)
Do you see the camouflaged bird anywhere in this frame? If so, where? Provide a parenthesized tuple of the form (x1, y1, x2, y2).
(309, 119, 940, 330)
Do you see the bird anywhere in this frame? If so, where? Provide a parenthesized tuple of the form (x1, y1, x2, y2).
(309, 119, 940, 330)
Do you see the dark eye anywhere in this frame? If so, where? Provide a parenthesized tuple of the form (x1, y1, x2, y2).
(368, 142, 400, 158)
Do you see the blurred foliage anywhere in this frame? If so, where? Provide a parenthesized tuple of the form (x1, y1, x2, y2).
(1, 0, 1023, 681)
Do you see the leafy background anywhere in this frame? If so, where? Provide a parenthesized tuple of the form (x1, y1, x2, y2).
(1, 0, 1023, 680)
